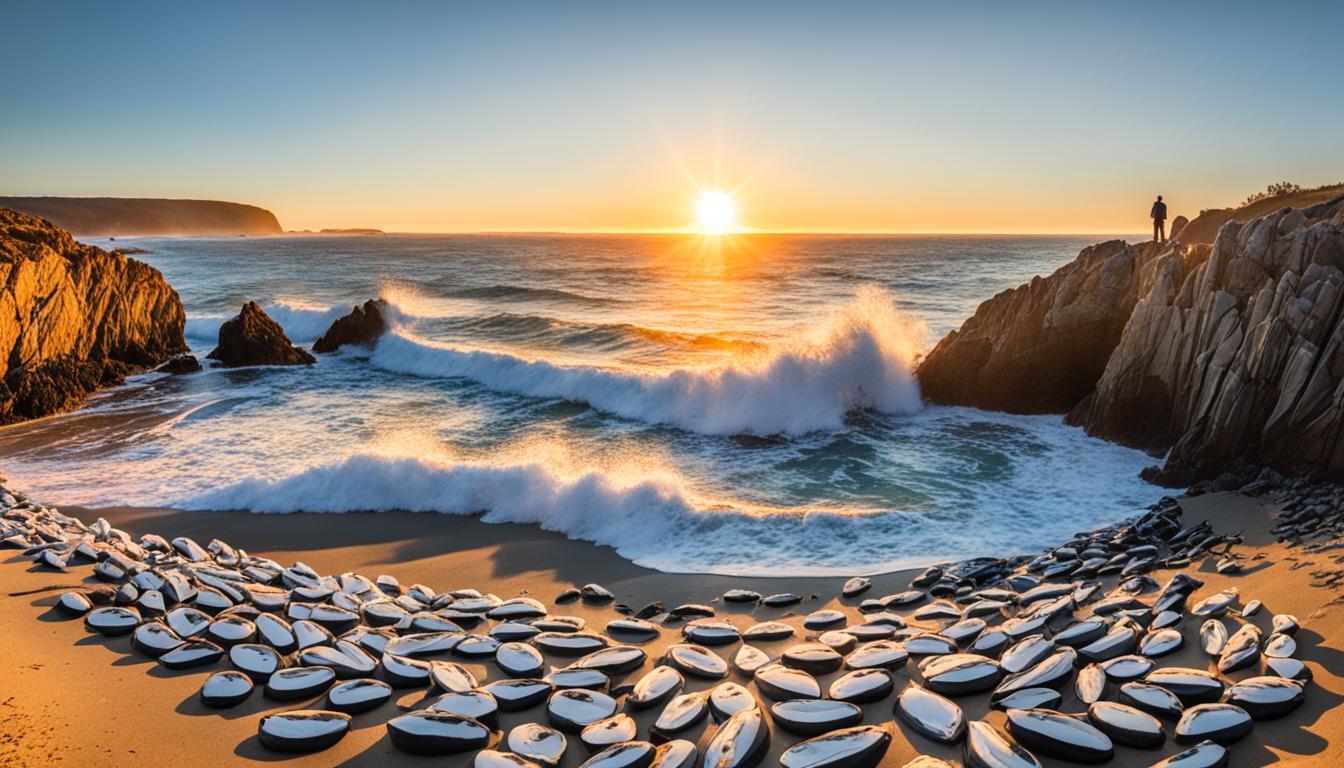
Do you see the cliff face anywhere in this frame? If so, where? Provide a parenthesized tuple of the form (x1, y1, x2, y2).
(0, 208, 187, 422)
(917, 239, 1165, 413)
(0, 197, 282, 236)
(917, 196, 1344, 483)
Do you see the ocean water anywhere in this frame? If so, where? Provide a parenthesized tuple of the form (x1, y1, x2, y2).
(0, 233, 1161, 575)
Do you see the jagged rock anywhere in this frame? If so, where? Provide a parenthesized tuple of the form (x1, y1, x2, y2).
(207, 302, 315, 367)
(157, 354, 202, 374)
(313, 299, 387, 353)
(1170, 215, 1190, 241)
(917, 239, 1165, 412)
(0, 207, 186, 423)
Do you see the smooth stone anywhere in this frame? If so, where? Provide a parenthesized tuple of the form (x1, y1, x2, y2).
(546, 668, 611, 692)
(568, 645, 647, 676)
(845, 640, 908, 671)
(651, 692, 709, 738)
(842, 578, 872, 598)
(1216, 625, 1261, 673)
(894, 684, 965, 744)
(1139, 628, 1184, 658)
(1151, 740, 1228, 768)
(999, 636, 1055, 675)
(708, 682, 756, 721)
(327, 678, 393, 714)
(663, 644, 728, 679)
(489, 597, 548, 620)
(702, 708, 769, 768)
(669, 603, 715, 618)
(258, 709, 351, 754)
(1264, 633, 1297, 659)
(158, 640, 225, 671)
(650, 739, 697, 768)
(580, 713, 637, 752)
(912, 602, 961, 623)
(607, 619, 661, 641)
(580, 741, 657, 768)
(548, 689, 618, 732)
(630, 666, 685, 710)
(943, 618, 987, 647)
(229, 643, 283, 681)
(1190, 588, 1238, 617)
(763, 594, 803, 607)
(386, 632, 463, 658)
(778, 725, 890, 768)
(536, 632, 609, 656)
(770, 699, 863, 737)
(55, 591, 93, 618)
(1099, 654, 1154, 683)
(1077, 625, 1137, 663)
(1264, 657, 1312, 683)
(1174, 703, 1253, 745)
(724, 589, 763, 603)
(497, 642, 546, 677)
(964, 719, 1041, 768)
(1273, 614, 1300, 636)
(484, 678, 554, 711)
(300, 640, 377, 679)
(920, 654, 1002, 697)
(1087, 702, 1165, 749)
(85, 606, 141, 637)
(381, 653, 433, 688)
(1199, 620, 1228, 656)
(969, 629, 1011, 658)
(803, 610, 847, 630)
(200, 670, 254, 708)
(476, 750, 541, 768)
(991, 648, 1076, 699)
(454, 633, 502, 658)
(818, 631, 859, 655)
(1119, 682, 1185, 721)
(131, 621, 184, 657)
(508, 722, 568, 767)
(990, 688, 1062, 711)
(743, 622, 794, 642)
(1004, 708, 1113, 764)
(430, 661, 479, 693)
(755, 663, 821, 701)
(782, 643, 844, 675)
(580, 584, 615, 603)
(733, 645, 772, 675)
(903, 633, 957, 657)
(1075, 664, 1106, 705)
(265, 666, 337, 701)
(387, 710, 492, 755)
(428, 690, 501, 729)
(493, 621, 543, 642)
(256, 614, 298, 654)
(683, 619, 741, 646)
(1225, 676, 1305, 720)
(827, 668, 893, 703)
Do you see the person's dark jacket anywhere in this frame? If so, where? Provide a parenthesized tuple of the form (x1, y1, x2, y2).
(1151, 200, 1167, 220)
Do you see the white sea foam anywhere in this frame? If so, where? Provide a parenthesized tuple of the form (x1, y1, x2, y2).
(370, 287, 925, 436)
(186, 303, 350, 345)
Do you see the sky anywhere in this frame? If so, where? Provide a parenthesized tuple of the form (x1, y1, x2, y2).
(2, 1, 1341, 234)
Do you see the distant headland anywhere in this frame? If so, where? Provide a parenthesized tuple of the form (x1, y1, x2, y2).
(0, 196, 283, 236)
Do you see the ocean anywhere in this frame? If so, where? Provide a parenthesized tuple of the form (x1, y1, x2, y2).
(0, 233, 1161, 575)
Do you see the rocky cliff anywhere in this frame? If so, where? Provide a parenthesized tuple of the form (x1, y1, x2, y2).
(0, 197, 282, 236)
(0, 208, 186, 422)
(918, 196, 1344, 484)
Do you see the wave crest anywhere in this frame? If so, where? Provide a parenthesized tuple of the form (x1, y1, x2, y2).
(371, 286, 925, 436)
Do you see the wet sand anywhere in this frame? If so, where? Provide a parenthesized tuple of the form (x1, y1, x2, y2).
(2, 492, 1341, 767)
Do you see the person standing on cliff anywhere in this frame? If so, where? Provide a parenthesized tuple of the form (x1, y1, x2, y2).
(1151, 195, 1167, 242)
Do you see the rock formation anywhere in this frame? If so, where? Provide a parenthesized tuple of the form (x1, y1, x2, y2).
(917, 239, 1165, 413)
(156, 354, 202, 374)
(313, 299, 388, 353)
(207, 302, 315, 367)
(918, 196, 1344, 484)
(1174, 187, 1344, 245)
(0, 207, 186, 423)
(0, 197, 283, 236)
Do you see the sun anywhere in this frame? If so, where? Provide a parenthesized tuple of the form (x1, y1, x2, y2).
(695, 190, 738, 235)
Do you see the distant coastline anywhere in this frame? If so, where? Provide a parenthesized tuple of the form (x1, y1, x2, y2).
(0, 196, 282, 236)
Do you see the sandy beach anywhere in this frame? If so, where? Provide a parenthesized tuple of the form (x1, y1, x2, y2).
(2, 491, 1341, 767)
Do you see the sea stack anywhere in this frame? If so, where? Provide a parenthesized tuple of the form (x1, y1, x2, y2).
(312, 298, 389, 353)
(206, 301, 316, 367)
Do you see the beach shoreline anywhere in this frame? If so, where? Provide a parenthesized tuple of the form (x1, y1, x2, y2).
(3, 490, 1342, 767)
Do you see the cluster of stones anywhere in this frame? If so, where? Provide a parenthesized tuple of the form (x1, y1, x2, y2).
(2, 486, 1314, 768)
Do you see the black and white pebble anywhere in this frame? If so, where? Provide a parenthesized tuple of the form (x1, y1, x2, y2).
(669, 603, 715, 618)
(782, 643, 843, 675)
(763, 593, 803, 607)
(827, 668, 893, 703)
(1216, 624, 1261, 674)
(497, 642, 546, 677)
(1099, 654, 1154, 683)
(256, 614, 299, 654)
(327, 678, 393, 714)
(1224, 677, 1305, 720)
(581, 584, 615, 603)
(546, 668, 610, 692)
(1272, 614, 1300, 636)
(229, 643, 283, 681)
(580, 741, 657, 768)
(428, 689, 501, 729)
(1264, 633, 1297, 659)
(779, 725, 890, 768)
(770, 699, 863, 737)
(430, 660, 479, 693)
(1174, 703, 1253, 745)
(454, 633, 502, 658)
(651, 692, 709, 738)
(568, 645, 647, 676)
(1118, 682, 1184, 721)
(387, 710, 493, 754)
(1086, 702, 1165, 749)
(920, 654, 1002, 697)
(508, 722, 568, 767)
(842, 577, 872, 598)
(55, 591, 93, 618)
(803, 610, 847, 630)
(663, 644, 728, 679)
(200, 670, 254, 708)
(536, 632, 609, 656)
(386, 631, 462, 658)
(1138, 628, 1183, 658)
(381, 653, 433, 688)
(991, 688, 1061, 711)
(755, 663, 821, 701)
(580, 713, 637, 752)
(629, 666, 684, 709)
(845, 640, 907, 671)
(1191, 588, 1238, 617)
(649, 739, 697, 768)
(257, 709, 351, 754)
(818, 631, 859, 655)
(1151, 740, 1228, 768)
(607, 619, 660, 641)
(708, 682, 756, 721)
(733, 644, 771, 674)
(999, 636, 1055, 675)
(484, 678, 554, 711)
(1077, 624, 1138, 663)
(85, 606, 141, 637)
(1264, 657, 1312, 683)
(476, 750, 540, 768)
(548, 689, 618, 732)
(1075, 664, 1106, 705)
(132, 621, 185, 657)
(1003, 708, 1113, 764)
(964, 720, 1041, 768)
(991, 647, 1076, 699)
(702, 708, 769, 768)
(724, 589, 763, 603)
(743, 621, 794, 642)
(903, 633, 958, 657)
(159, 640, 225, 671)
(1199, 620, 1228, 656)
(895, 684, 965, 744)
(265, 665, 337, 701)
(300, 640, 377, 678)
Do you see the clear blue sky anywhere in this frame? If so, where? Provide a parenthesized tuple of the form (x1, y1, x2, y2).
(2, 1, 1340, 232)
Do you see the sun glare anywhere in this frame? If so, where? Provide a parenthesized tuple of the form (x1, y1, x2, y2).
(695, 190, 738, 235)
